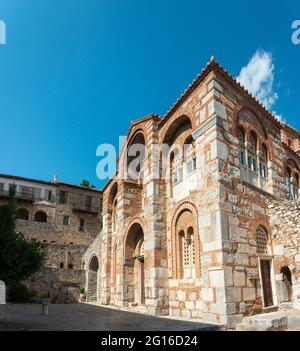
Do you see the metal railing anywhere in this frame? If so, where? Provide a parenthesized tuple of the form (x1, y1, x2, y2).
(0, 189, 34, 201)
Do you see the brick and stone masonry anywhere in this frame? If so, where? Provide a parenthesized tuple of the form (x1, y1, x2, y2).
(83, 57, 300, 328)
(0, 175, 102, 302)
(2, 57, 300, 327)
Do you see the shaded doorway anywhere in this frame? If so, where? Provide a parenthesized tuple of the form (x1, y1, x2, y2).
(260, 259, 273, 308)
(279, 266, 293, 303)
(124, 223, 145, 305)
(87, 256, 99, 301)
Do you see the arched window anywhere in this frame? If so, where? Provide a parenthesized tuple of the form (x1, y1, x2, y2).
(89, 256, 99, 272)
(163, 115, 192, 186)
(296, 174, 299, 196)
(285, 164, 299, 200)
(184, 137, 196, 174)
(237, 127, 246, 166)
(247, 132, 257, 172)
(176, 210, 198, 279)
(34, 211, 47, 223)
(180, 228, 196, 279)
(292, 173, 299, 200)
(126, 132, 146, 180)
(112, 198, 118, 233)
(173, 152, 183, 185)
(259, 145, 268, 179)
(16, 208, 29, 220)
(170, 147, 183, 187)
(285, 167, 292, 195)
(256, 226, 269, 256)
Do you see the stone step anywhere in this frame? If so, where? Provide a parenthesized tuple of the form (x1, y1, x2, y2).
(236, 323, 274, 331)
(287, 315, 300, 330)
(243, 314, 287, 328)
(280, 303, 293, 309)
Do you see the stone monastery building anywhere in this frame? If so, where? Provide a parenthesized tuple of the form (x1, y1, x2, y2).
(1, 57, 300, 327)
(0, 174, 102, 302)
(83, 57, 300, 327)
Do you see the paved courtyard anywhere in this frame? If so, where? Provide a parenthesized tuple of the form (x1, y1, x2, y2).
(0, 303, 222, 331)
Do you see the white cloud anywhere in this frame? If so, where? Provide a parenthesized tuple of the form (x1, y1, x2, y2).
(273, 113, 284, 123)
(237, 49, 278, 110)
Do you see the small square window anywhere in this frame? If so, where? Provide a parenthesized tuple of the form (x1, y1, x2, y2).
(63, 216, 70, 226)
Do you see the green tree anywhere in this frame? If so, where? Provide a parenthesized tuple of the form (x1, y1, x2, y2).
(0, 187, 45, 301)
(80, 179, 96, 189)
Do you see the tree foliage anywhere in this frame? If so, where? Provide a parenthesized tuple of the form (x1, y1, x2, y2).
(80, 179, 96, 189)
(0, 187, 45, 293)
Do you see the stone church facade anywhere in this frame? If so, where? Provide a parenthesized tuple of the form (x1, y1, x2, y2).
(84, 58, 300, 327)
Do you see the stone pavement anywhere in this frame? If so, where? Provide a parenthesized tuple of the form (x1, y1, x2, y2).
(0, 303, 222, 331)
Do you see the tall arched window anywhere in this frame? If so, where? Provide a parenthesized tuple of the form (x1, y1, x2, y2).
(180, 228, 196, 279)
(246, 132, 259, 186)
(34, 211, 47, 223)
(259, 144, 268, 191)
(237, 127, 246, 166)
(89, 256, 99, 271)
(295, 174, 299, 197)
(286, 167, 292, 198)
(170, 148, 183, 186)
(112, 198, 118, 233)
(259, 145, 268, 179)
(175, 210, 198, 279)
(126, 132, 146, 181)
(184, 137, 196, 174)
(285, 164, 299, 200)
(292, 173, 299, 200)
(247, 132, 257, 172)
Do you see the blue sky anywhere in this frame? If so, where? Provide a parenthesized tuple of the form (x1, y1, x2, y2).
(0, 0, 300, 189)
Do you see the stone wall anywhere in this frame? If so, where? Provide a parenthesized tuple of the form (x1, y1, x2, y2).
(268, 200, 300, 309)
(0, 177, 102, 302)
(26, 267, 85, 303)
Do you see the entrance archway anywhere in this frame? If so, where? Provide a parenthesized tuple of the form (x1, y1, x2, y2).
(124, 222, 145, 305)
(279, 266, 293, 303)
(87, 255, 99, 301)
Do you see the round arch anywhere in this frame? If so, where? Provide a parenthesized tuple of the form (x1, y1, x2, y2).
(170, 201, 200, 279)
(86, 255, 100, 302)
(235, 107, 268, 139)
(123, 218, 145, 305)
(161, 114, 193, 146)
(126, 130, 146, 180)
(108, 181, 118, 208)
(89, 255, 99, 271)
(34, 211, 47, 223)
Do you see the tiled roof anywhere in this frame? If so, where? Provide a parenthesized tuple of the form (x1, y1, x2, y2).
(0, 174, 102, 193)
(160, 56, 288, 132)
